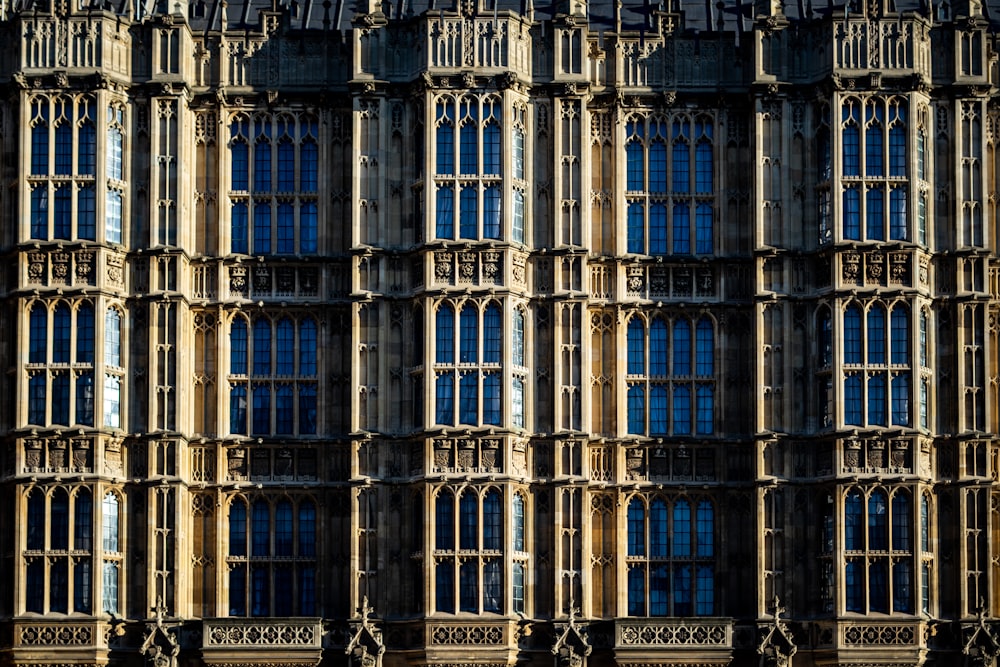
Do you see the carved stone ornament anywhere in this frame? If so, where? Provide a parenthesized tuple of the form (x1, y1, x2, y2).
(28, 251, 46, 282)
(758, 596, 797, 667)
(434, 252, 453, 282)
(229, 265, 248, 295)
(106, 253, 125, 288)
(345, 597, 385, 667)
(842, 252, 861, 282)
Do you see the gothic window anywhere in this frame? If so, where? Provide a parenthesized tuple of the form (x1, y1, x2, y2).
(843, 487, 913, 614)
(434, 301, 508, 427)
(228, 315, 318, 435)
(840, 97, 909, 241)
(26, 301, 97, 427)
(433, 96, 509, 241)
(625, 115, 715, 255)
(625, 314, 716, 436)
(23, 485, 103, 615)
(102, 492, 121, 614)
(626, 495, 715, 616)
(842, 302, 911, 427)
(27, 97, 100, 242)
(227, 496, 317, 617)
(229, 114, 319, 255)
(434, 487, 519, 614)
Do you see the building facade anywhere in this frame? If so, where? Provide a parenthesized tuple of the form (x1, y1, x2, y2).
(0, 0, 999, 664)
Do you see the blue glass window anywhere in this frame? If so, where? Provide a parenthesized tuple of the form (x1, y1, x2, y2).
(31, 187, 47, 239)
(253, 203, 271, 255)
(74, 559, 91, 614)
(483, 305, 501, 364)
(695, 139, 713, 193)
(230, 385, 247, 434)
(512, 377, 525, 428)
(892, 374, 910, 426)
(513, 495, 525, 552)
(513, 128, 525, 180)
(628, 568, 645, 616)
(277, 203, 294, 254)
(672, 130, 689, 192)
(626, 134, 644, 191)
(51, 488, 69, 550)
(459, 373, 477, 424)
(251, 500, 269, 557)
(52, 373, 69, 425)
(78, 186, 96, 240)
(230, 319, 247, 374)
(460, 122, 477, 175)
(868, 490, 888, 550)
(695, 565, 715, 615)
(695, 204, 713, 254)
(277, 139, 294, 191)
(673, 500, 691, 557)
(627, 499, 645, 556)
(868, 306, 886, 364)
(891, 307, 909, 365)
(436, 372, 454, 425)
(251, 565, 269, 616)
(845, 560, 863, 612)
(627, 318, 645, 375)
(673, 320, 691, 375)
(650, 386, 668, 434)
(102, 493, 119, 551)
(436, 186, 454, 238)
(483, 121, 500, 174)
(483, 373, 501, 425)
(843, 187, 860, 240)
(274, 500, 293, 557)
(231, 203, 248, 254)
(253, 319, 271, 375)
(672, 204, 690, 254)
(55, 123, 72, 174)
(696, 501, 714, 557)
(650, 318, 668, 376)
(844, 305, 862, 364)
(275, 385, 292, 434)
(53, 186, 70, 239)
(459, 187, 477, 239)
(29, 374, 46, 424)
(254, 141, 271, 191)
(436, 305, 454, 364)
(229, 566, 246, 615)
(845, 490, 863, 550)
(101, 562, 118, 614)
(483, 559, 501, 613)
(76, 372, 93, 426)
(436, 493, 454, 550)
(868, 374, 886, 425)
(673, 386, 691, 434)
(299, 501, 316, 557)
(459, 561, 477, 612)
(31, 121, 48, 176)
(292, 135, 314, 192)
(229, 501, 247, 556)
(483, 186, 501, 239)
(276, 318, 294, 376)
(75, 489, 92, 550)
(299, 385, 317, 434)
(844, 375, 862, 425)
(842, 105, 860, 177)
(865, 106, 884, 177)
(483, 491, 501, 550)
(649, 204, 667, 254)
(436, 561, 454, 613)
(627, 202, 644, 253)
(436, 113, 454, 176)
(252, 386, 270, 434)
(889, 124, 906, 177)
(627, 385, 644, 434)
(696, 385, 714, 434)
(30, 305, 47, 363)
(76, 304, 94, 364)
(649, 140, 667, 193)
(866, 188, 884, 240)
(231, 140, 249, 190)
(300, 202, 317, 254)
(53, 304, 70, 363)
(890, 187, 907, 240)
(512, 563, 525, 614)
(695, 319, 713, 375)
(299, 319, 317, 376)
(459, 306, 478, 363)
(459, 492, 477, 550)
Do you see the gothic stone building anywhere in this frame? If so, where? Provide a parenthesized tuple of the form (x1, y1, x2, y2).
(2, 0, 1000, 665)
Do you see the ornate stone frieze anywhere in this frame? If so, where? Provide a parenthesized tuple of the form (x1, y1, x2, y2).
(17, 623, 94, 646)
(432, 437, 503, 474)
(616, 620, 731, 647)
(203, 620, 321, 647)
(428, 623, 506, 645)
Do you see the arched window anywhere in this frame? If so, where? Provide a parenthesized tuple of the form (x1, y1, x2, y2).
(436, 104, 454, 176)
(230, 319, 248, 375)
(29, 304, 47, 364)
(436, 492, 454, 550)
(626, 122, 644, 191)
(275, 500, 293, 557)
(229, 500, 247, 556)
(865, 103, 884, 177)
(253, 319, 271, 375)
(436, 305, 454, 364)
(74, 489, 92, 550)
(513, 495, 525, 552)
(105, 308, 121, 367)
(299, 318, 317, 376)
(845, 490, 863, 550)
(459, 492, 478, 550)
(53, 304, 70, 363)
(842, 101, 860, 177)
(868, 490, 888, 550)
(513, 309, 525, 367)
(102, 493, 119, 552)
(459, 305, 478, 364)
(844, 305, 862, 364)
(231, 202, 248, 254)
(483, 491, 501, 550)
(867, 305, 886, 364)
(627, 318, 645, 375)
(628, 498, 646, 556)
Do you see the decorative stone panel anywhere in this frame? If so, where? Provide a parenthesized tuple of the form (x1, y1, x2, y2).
(841, 437, 913, 474)
(427, 622, 507, 645)
(203, 620, 322, 647)
(615, 620, 731, 648)
(432, 437, 503, 474)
